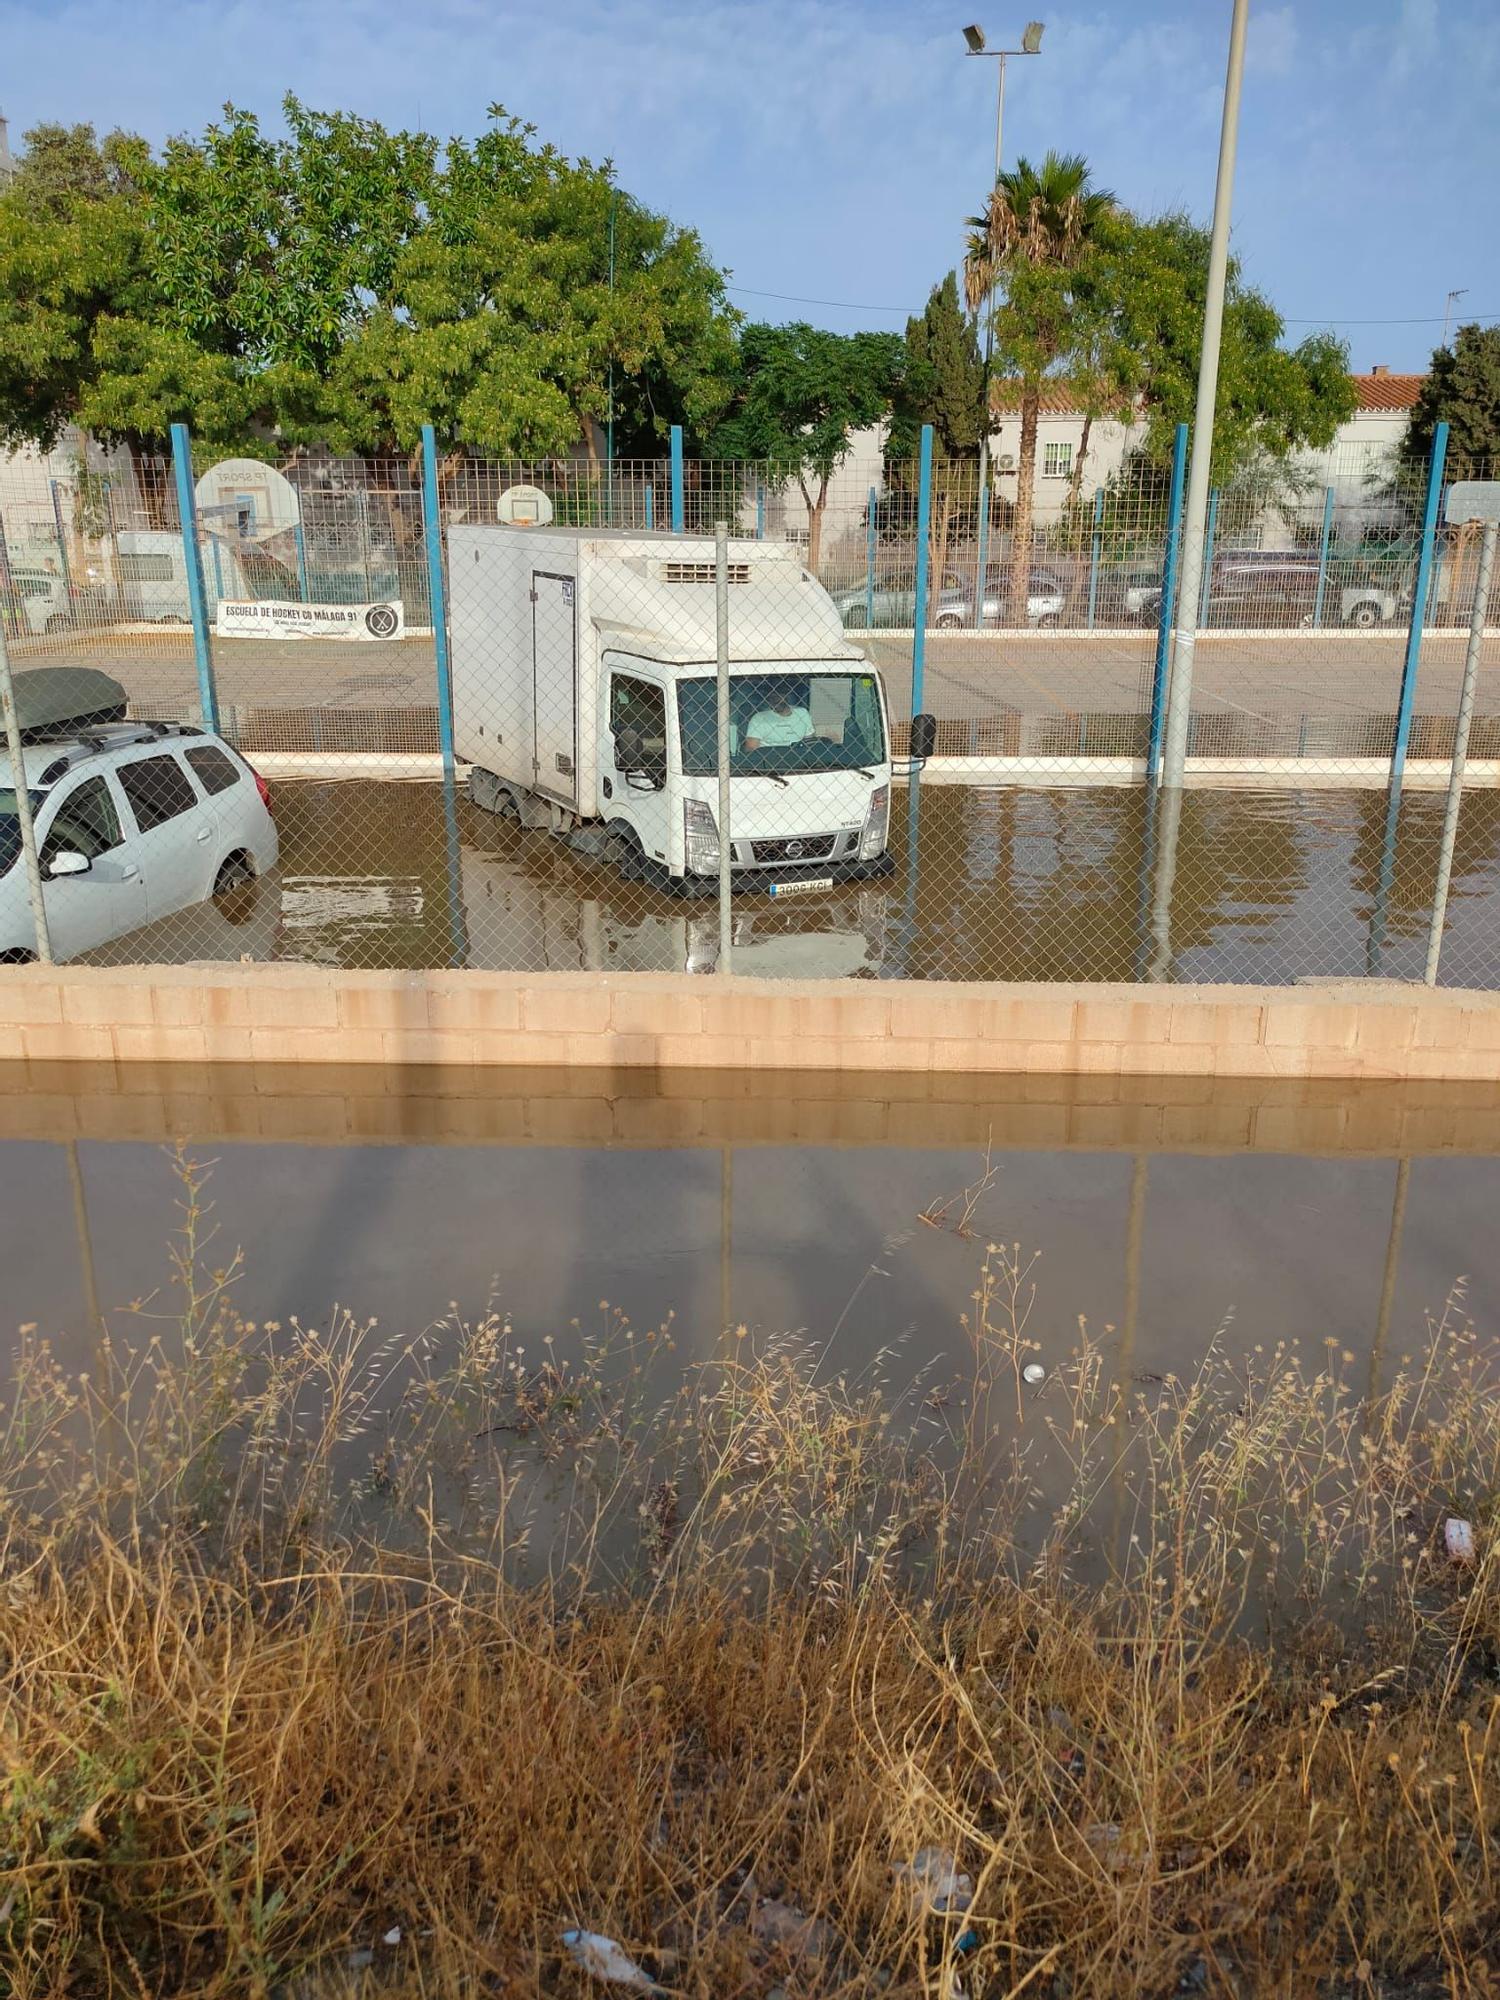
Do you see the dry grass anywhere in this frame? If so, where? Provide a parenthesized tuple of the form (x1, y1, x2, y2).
(1, 1160, 1499, 1998)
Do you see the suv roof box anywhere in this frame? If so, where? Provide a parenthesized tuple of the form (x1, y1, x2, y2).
(14, 667, 130, 743)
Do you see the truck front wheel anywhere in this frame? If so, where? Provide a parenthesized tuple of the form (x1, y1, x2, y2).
(607, 824, 648, 881)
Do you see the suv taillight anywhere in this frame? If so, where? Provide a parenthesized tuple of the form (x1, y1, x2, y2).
(252, 768, 272, 813)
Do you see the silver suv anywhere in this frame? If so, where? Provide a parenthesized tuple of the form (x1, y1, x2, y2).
(2, 676, 278, 962)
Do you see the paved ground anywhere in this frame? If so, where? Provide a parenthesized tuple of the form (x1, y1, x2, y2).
(13, 623, 1500, 730)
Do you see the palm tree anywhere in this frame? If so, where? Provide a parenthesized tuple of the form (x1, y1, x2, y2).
(965, 151, 1114, 625)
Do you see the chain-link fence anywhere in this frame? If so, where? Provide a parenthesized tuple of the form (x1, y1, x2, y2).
(1, 427, 1496, 986)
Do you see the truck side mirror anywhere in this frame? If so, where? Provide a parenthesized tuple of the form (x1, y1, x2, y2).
(910, 713, 937, 762)
(613, 724, 643, 769)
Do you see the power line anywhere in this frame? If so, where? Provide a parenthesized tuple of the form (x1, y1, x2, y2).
(727, 280, 1500, 330)
(725, 285, 915, 314)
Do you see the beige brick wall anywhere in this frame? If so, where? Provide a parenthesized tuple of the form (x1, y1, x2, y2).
(1, 966, 1499, 1087)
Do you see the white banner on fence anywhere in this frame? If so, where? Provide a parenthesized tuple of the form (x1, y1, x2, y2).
(214, 600, 406, 641)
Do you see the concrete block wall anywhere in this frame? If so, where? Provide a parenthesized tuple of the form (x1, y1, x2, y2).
(2, 965, 1500, 1084)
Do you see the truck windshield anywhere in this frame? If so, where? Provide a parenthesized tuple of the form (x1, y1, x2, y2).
(677, 671, 884, 777)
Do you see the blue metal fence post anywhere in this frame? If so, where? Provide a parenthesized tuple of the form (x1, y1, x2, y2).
(1368, 420, 1449, 974)
(294, 519, 310, 603)
(865, 486, 878, 631)
(669, 425, 685, 533)
(1311, 485, 1335, 628)
(1198, 488, 1220, 626)
(1390, 420, 1449, 791)
(974, 477, 990, 631)
(911, 424, 935, 719)
(1086, 486, 1104, 631)
(645, 482, 655, 532)
(420, 424, 456, 780)
(1147, 423, 1189, 783)
(755, 482, 765, 540)
(169, 423, 219, 733)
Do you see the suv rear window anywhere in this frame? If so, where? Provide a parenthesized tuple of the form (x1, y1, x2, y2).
(117, 754, 200, 832)
(185, 744, 242, 796)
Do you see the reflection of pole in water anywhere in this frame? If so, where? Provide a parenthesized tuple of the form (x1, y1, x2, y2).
(1146, 782, 1184, 983)
(884, 771, 922, 980)
(1110, 1155, 1149, 1570)
(441, 773, 470, 970)
(1133, 782, 1161, 982)
(1366, 784, 1402, 978)
(66, 1140, 104, 1340)
(1367, 1155, 1411, 1408)
(720, 1145, 733, 1339)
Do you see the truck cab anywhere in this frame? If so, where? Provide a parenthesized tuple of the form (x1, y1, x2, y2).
(450, 528, 895, 893)
(599, 655, 889, 890)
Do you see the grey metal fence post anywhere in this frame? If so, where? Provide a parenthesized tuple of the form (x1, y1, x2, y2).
(865, 485, 878, 632)
(1424, 516, 1496, 985)
(714, 520, 732, 973)
(48, 478, 74, 608)
(1312, 485, 1335, 628)
(169, 423, 220, 733)
(0, 614, 53, 962)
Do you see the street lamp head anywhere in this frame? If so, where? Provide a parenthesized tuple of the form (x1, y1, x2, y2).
(1021, 20, 1044, 53)
(963, 23, 987, 53)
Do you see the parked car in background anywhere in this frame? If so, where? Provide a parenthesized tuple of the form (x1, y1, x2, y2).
(2, 565, 75, 636)
(0, 669, 277, 962)
(1137, 550, 1407, 630)
(831, 572, 978, 630)
(1097, 563, 1165, 624)
(936, 568, 1069, 629)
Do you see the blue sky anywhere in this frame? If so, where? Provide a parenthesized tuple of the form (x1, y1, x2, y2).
(2, 0, 1496, 372)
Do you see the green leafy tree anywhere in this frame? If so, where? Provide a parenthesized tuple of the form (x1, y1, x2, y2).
(889, 272, 985, 460)
(966, 151, 1115, 622)
(323, 114, 738, 459)
(1078, 211, 1355, 482)
(1404, 324, 1500, 476)
(711, 322, 903, 571)
(888, 273, 987, 595)
(0, 103, 738, 464)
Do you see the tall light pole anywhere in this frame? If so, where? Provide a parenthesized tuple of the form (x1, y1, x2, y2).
(963, 22, 1044, 538)
(1158, 0, 1250, 796)
(1442, 288, 1468, 349)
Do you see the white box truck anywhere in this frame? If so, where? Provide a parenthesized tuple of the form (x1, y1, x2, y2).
(449, 527, 898, 893)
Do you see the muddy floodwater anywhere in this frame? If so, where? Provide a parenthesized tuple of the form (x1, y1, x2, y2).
(83, 780, 1500, 985)
(6, 1066, 1497, 1409)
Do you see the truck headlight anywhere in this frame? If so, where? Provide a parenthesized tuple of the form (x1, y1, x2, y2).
(683, 797, 720, 874)
(859, 785, 889, 861)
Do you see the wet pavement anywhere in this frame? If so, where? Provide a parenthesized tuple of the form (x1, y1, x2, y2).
(84, 778, 1500, 987)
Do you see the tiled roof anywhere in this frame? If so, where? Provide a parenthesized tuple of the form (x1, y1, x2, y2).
(989, 380, 1084, 416)
(989, 372, 1428, 418)
(1351, 373, 1425, 411)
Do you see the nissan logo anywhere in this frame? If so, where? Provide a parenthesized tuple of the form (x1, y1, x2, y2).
(786, 840, 804, 859)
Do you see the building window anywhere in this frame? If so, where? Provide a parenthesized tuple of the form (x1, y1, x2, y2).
(1043, 442, 1074, 479)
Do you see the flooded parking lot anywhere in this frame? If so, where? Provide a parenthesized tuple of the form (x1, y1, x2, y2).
(86, 777, 1500, 985)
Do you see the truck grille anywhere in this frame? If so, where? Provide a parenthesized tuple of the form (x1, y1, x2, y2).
(749, 834, 837, 865)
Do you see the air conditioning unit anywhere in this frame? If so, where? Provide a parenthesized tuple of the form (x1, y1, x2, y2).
(996, 454, 1016, 472)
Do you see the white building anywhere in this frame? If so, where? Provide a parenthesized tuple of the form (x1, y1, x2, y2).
(770, 370, 1426, 559)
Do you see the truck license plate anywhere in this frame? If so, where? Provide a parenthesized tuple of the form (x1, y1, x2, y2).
(769, 877, 834, 898)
